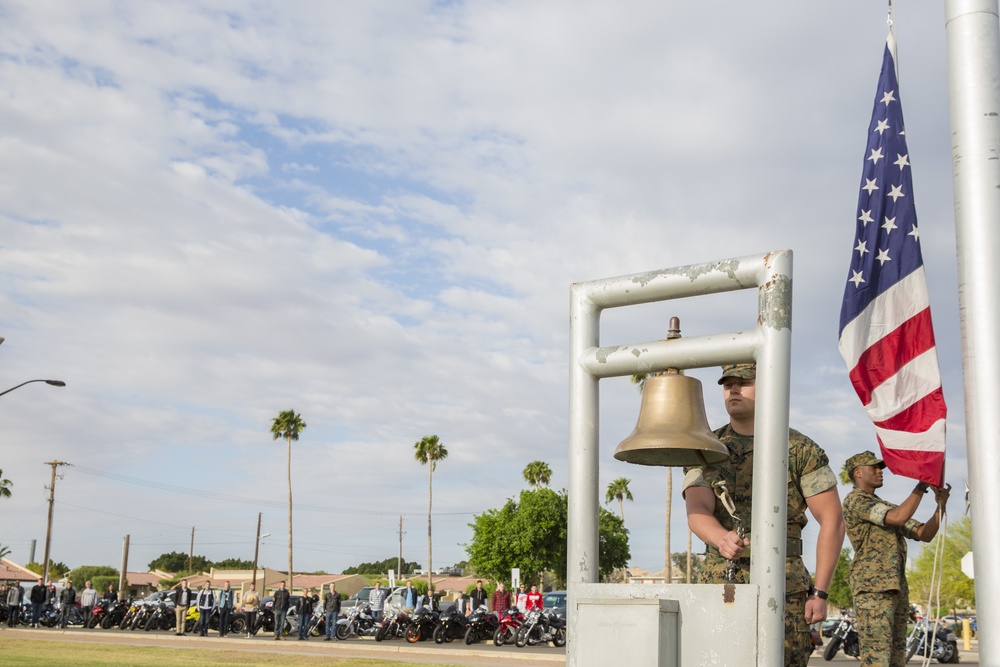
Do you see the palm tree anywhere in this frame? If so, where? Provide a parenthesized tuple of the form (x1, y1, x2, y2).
(522, 461, 552, 490)
(271, 409, 306, 593)
(0, 469, 12, 499)
(605, 477, 634, 522)
(414, 435, 448, 592)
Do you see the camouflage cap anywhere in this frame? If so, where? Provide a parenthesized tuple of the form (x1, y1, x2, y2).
(845, 450, 886, 480)
(717, 363, 756, 384)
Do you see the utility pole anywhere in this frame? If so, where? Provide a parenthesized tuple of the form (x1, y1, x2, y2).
(252, 512, 262, 590)
(397, 515, 403, 577)
(41, 460, 68, 584)
(120, 535, 130, 595)
(188, 527, 195, 571)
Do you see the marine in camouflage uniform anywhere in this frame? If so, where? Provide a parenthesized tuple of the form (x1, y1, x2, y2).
(843, 451, 950, 667)
(683, 364, 845, 667)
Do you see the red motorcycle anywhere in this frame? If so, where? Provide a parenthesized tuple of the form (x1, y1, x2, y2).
(492, 606, 524, 646)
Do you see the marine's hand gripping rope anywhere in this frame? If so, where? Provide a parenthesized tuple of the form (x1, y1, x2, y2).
(712, 477, 745, 584)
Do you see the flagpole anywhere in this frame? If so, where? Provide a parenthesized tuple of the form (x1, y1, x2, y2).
(945, 0, 1000, 662)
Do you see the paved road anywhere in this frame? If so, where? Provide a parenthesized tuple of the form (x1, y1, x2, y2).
(2, 626, 980, 666)
(0, 625, 563, 666)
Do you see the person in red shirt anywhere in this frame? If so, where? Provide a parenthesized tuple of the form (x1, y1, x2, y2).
(525, 585, 543, 611)
(490, 582, 511, 614)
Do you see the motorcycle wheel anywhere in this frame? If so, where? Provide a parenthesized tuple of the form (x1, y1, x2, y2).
(335, 623, 351, 640)
(375, 626, 387, 642)
(230, 617, 247, 634)
(939, 641, 959, 664)
(405, 624, 421, 643)
(906, 638, 920, 662)
(464, 626, 476, 645)
(552, 627, 567, 648)
(515, 625, 529, 648)
(433, 624, 446, 644)
(493, 627, 509, 646)
(101, 615, 115, 630)
(823, 635, 842, 661)
(143, 614, 157, 631)
(85, 615, 98, 629)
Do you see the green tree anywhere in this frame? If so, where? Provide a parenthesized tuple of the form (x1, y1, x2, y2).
(148, 551, 211, 573)
(827, 548, 853, 609)
(271, 409, 307, 593)
(466, 488, 630, 586)
(671, 551, 706, 583)
(342, 557, 421, 575)
(0, 468, 12, 499)
(908, 515, 975, 610)
(68, 565, 118, 591)
(26, 559, 69, 578)
(212, 557, 255, 569)
(604, 478, 634, 522)
(522, 461, 552, 490)
(414, 434, 448, 592)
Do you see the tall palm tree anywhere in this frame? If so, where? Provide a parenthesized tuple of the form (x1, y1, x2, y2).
(522, 461, 552, 490)
(271, 409, 306, 593)
(605, 477, 634, 522)
(0, 469, 12, 499)
(414, 435, 448, 592)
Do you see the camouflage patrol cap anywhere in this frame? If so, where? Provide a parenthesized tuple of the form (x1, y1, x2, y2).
(845, 450, 886, 480)
(717, 363, 756, 384)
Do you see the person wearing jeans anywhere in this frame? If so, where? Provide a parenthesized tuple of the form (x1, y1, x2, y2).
(272, 581, 290, 640)
(323, 583, 341, 641)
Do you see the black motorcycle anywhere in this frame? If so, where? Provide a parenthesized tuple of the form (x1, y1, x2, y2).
(143, 600, 176, 631)
(336, 603, 379, 640)
(463, 605, 499, 645)
(433, 605, 469, 644)
(907, 618, 960, 663)
(101, 598, 129, 629)
(823, 616, 860, 661)
(404, 605, 438, 642)
(515, 608, 566, 648)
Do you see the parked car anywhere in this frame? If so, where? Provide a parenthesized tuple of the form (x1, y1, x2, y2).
(543, 590, 566, 619)
(341, 586, 400, 610)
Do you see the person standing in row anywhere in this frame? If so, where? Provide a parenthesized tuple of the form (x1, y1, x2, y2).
(401, 581, 419, 611)
(323, 583, 341, 642)
(29, 578, 47, 628)
(216, 581, 234, 638)
(58, 581, 76, 628)
(369, 582, 386, 622)
(195, 582, 215, 637)
(296, 588, 314, 640)
(514, 584, 528, 611)
(174, 580, 192, 636)
(843, 451, 950, 667)
(6, 582, 22, 626)
(79, 581, 98, 628)
(524, 585, 543, 611)
(470, 580, 488, 611)
(242, 583, 260, 638)
(105, 584, 117, 603)
(491, 582, 511, 615)
(684, 364, 845, 667)
(272, 581, 290, 641)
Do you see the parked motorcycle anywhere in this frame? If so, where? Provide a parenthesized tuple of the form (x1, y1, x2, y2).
(375, 606, 411, 641)
(143, 600, 176, 631)
(907, 618, 960, 663)
(336, 603, 379, 640)
(100, 598, 130, 629)
(404, 605, 439, 643)
(515, 608, 566, 648)
(433, 605, 470, 644)
(823, 617, 860, 661)
(463, 605, 499, 645)
(118, 599, 142, 630)
(493, 606, 525, 646)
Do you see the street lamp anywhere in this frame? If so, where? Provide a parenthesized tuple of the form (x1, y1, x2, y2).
(0, 379, 67, 398)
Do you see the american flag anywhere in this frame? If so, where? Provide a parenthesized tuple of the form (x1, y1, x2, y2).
(838, 34, 946, 487)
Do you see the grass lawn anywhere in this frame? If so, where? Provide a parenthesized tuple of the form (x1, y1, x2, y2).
(0, 638, 456, 667)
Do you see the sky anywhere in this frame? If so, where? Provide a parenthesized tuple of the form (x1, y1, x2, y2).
(0, 1, 974, 581)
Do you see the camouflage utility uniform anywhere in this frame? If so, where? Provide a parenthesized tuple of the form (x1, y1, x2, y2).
(843, 488, 921, 667)
(683, 425, 838, 667)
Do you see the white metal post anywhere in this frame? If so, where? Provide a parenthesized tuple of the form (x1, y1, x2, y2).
(945, 0, 1000, 661)
(567, 250, 793, 667)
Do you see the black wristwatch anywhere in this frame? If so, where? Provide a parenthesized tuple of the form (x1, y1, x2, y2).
(810, 587, 829, 600)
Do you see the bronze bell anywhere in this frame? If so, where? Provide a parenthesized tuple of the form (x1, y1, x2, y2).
(614, 373, 730, 467)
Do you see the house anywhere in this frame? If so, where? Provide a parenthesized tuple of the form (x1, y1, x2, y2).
(0, 558, 39, 585)
(175, 567, 367, 605)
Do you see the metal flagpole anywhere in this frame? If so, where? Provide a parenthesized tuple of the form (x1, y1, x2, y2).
(945, 0, 1000, 662)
